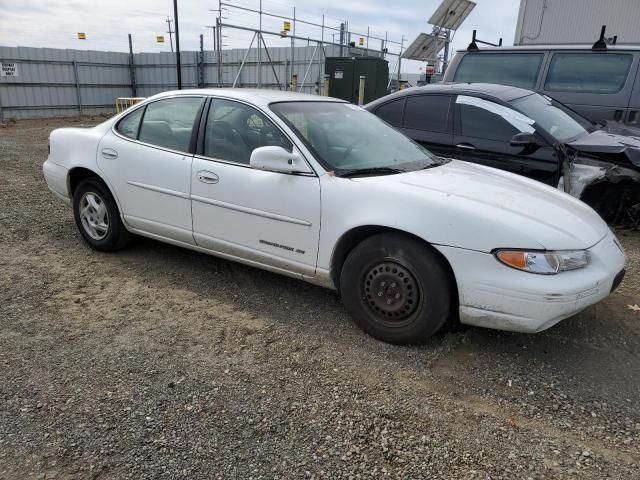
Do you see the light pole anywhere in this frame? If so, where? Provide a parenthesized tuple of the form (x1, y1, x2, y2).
(173, 0, 182, 89)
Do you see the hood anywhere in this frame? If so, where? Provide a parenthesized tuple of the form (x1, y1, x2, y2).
(356, 160, 609, 252)
(568, 130, 640, 169)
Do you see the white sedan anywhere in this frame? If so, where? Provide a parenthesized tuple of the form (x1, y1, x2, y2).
(43, 89, 626, 344)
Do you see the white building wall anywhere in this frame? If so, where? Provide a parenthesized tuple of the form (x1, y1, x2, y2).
(514, 0, 640, 46)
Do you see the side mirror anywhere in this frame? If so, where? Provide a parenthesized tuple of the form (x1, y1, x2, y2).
(510, 132, 539, 147)
(250, 146, 312, 174)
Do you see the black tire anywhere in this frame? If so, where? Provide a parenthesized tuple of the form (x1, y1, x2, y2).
(340, 233, 452, 344)
(72, 177, 131, 252)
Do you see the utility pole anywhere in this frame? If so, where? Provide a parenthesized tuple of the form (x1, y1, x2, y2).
(166, 17, 174, 53)
(173, 0, 182, 89)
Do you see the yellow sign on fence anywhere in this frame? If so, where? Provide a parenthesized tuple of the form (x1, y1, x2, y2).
(358, 37, 364, 46)
(283, 21, 291, 32)
(156, 35, 165, 43)
(77, 32, 86, 40)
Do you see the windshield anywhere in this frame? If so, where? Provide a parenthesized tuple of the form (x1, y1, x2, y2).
(270, 102, 443, 175)
(510, 93, 593, 143)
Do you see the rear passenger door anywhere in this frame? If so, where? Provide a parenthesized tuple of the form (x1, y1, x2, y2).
(98, 96, 205, 244)
(452, 95, 559, 185)
(540, 51, 639, 124)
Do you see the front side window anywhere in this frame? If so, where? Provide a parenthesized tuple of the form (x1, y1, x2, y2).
(544, 53, 633, 94)
(510, 93, 592, 142)
(138, 97, 204, 152)
(375, 98, 404, 127)
(457, 95, 535, 142)
(116, 106, 144, 139)
(271, 102, 442, 174)
(453, 53, 544, 89)
(203, 99, 292, 165)
(404, 95, 451, 132)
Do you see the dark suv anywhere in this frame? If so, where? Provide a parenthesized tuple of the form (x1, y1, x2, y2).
(442, 44, 640, 127)
(366, 83, 640, 224)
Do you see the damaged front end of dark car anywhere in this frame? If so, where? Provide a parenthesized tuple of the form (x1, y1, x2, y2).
(559, 129, 640, 228)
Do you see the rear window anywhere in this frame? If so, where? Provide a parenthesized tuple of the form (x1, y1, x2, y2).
(453, 53, 544, 89)
(404, 95, 451, 132)
(544, 53, 633, 94)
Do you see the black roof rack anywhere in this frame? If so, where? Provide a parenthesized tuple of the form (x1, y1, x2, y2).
(467, 30, 503, 52)
(592, 25, 608, 51)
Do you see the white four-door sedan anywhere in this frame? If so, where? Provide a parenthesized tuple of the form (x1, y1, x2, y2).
(43, 89, 626, 344)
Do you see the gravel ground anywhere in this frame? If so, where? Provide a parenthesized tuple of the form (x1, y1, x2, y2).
(1, 117, 639, 480)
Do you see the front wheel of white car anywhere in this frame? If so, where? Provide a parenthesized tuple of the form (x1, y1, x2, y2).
(340, 233, 452, 344)
(73, 178, 131, 252)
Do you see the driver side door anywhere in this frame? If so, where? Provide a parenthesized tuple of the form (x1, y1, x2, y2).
(190, 98, 321, 277)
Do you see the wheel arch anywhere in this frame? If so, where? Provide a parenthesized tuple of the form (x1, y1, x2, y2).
(330, 225, 459, 307)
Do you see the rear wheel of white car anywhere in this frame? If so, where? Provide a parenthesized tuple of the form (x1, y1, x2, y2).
(340, 233, 451, 344)
(73, 178, 130, 252)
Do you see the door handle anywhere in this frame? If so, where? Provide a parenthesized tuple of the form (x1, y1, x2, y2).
(197, 171, 219, 184)
(101, 148, 118, 159)
(456, 143, 476, 151)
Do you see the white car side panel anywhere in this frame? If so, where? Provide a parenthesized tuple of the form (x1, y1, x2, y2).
(191, 157, 321, 275)
(97, 131, 195, 245)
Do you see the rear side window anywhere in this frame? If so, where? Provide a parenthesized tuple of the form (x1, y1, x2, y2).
(116, 107, 144, 139)
(375, 99, 404, 127)
(544, 53, 633, 94)
(453, 53, 544, 89)
(138, 97, 204, 152)
(404, 95, 451, 132)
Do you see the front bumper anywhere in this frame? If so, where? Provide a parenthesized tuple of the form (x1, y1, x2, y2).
(436, 230, 626, 333)
(43, 159, 70, 203)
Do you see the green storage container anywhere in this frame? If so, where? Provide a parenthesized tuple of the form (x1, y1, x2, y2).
(325, 57, 389, 104)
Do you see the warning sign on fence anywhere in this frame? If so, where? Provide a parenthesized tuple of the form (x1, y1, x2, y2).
(1, 63, 19, 77)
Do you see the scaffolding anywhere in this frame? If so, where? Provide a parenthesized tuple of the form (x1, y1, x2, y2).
(206, 0, 405, 93)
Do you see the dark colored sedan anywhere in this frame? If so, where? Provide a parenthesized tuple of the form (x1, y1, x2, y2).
(366, 83, 640, 224)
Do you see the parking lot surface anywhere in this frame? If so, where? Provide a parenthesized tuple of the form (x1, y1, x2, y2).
(1, 117, 639, 479)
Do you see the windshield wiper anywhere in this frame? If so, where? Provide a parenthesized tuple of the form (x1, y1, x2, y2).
(338, 167, 405, 178)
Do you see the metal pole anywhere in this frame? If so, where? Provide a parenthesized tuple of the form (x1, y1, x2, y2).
(199, 34, 205, 88)
(216, 18, 223, 86)
(443, 29, 450, 74)
(358, 76, 365, 105)
(397, 35, 404, 87)
(366, 26, 369, 56)
(72, 60, 83, 115)
(166, 17, 174, 53)
(323, 74, 330, 96)
(232, 31, 257, 87)
(128, 33, 137, 97)
(258, 0, 262, 88)
(173, 0, 182, 89)
(290, 7, 296, 90)
(299, 43, 318, 92)
(260, 34, 282, 90)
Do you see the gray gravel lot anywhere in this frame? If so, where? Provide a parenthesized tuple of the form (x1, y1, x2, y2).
(1, 117, 639, 479)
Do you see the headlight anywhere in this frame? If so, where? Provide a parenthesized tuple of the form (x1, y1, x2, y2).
(494, 249, 589, 274)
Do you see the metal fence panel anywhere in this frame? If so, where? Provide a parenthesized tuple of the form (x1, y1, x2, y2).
(1, 43, 376, 119)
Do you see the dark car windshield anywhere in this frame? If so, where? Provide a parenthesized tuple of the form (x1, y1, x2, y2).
(510, 93, 593, 143)
(270, 101, 443, 175)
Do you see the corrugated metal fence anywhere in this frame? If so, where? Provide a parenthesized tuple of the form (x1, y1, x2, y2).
(0, 44, 345, 119)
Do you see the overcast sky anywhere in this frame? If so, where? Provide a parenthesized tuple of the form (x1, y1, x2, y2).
(0, 0, 520, 73)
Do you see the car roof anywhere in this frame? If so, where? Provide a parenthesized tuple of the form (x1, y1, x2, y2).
(455, 44, 640, 52)
(366, 82, 533, 108)
(149, 88, 347, 107)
